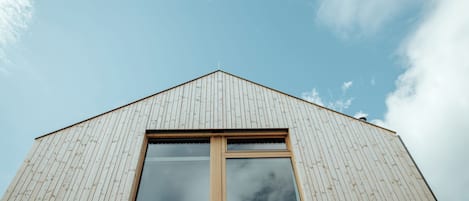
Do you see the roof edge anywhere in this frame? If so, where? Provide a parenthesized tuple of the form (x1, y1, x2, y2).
(35, 70, 223, 140)
(217, 70, 396, 135)
(35, 69, 395, 140)
(397, 135, 437, 200)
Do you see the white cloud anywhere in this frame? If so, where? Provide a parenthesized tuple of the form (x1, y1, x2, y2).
(316, 0, 469, 199)
(370, 118, 385, 127)
(341, 81, 353, 93)
(353, 111, 368, 119)
(382, 0, 469, 200)
(0, 0, 33, 64)
(353, 110, 385, 126)
(330, 97, 353, 112)
(302, 87, 353, 112)
(316, 0, 418, 37)
(301, 88, 324, 106)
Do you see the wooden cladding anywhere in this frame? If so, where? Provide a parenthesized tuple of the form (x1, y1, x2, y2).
(2, 71, 435, 201)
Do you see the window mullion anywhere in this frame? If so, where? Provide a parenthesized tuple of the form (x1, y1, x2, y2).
(221, 136, 227, 201)
(210, 136, 223, 201)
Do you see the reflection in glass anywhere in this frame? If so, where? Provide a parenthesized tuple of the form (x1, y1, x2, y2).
(227, 138, 287, 151)
(136, 138, 210, 201)
(226, 158, 300, 201)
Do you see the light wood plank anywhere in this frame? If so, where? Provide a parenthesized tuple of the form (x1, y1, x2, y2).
(91, 106, 132, 200)
(5, 71, 435, 201)
(1, 139, 40, 200)
(121, 98, 154, 200)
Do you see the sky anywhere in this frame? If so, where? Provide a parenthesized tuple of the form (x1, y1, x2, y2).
(0, 0, 468, 200)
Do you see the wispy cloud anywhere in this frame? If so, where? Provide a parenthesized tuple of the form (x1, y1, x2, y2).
(353, 110, 385, 126)
(330, 97, 353, 112)
(0, 0, 33, 71)
(353, 110, 368, 119)
(341, 81, 353, 93)
(301, 88, 324, 106)
(315, 0, 418, 37)
(382, 1, 469, 200)
(302, 82, 354, 112)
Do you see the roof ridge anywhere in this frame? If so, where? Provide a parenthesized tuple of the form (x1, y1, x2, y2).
(35, 69, 394, 140)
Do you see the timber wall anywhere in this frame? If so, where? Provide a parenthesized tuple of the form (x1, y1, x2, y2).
(2, 71, 435, 201)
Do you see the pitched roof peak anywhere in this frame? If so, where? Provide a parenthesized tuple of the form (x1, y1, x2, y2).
(35, 69, 395, 140)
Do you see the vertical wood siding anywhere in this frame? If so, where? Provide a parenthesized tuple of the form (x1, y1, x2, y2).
(2, 71, 435, 201)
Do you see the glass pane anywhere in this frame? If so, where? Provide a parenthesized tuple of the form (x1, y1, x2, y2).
(136, 139, 210, 201)
(226, 158, 300, 201)
(227, 138, 287, 151)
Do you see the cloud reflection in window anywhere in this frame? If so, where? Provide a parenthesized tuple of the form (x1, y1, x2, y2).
(226, 158, 300, 201)
(136, 141, 210, 201)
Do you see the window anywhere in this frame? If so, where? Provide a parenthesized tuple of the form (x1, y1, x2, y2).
(136, 139, 210, 201)
(132, 130, 303, 201)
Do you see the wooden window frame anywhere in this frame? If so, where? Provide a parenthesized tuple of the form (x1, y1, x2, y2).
(130, 129, 304, 201)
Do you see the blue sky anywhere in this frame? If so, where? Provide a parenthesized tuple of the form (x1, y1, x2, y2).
(1, 0, 468, 200)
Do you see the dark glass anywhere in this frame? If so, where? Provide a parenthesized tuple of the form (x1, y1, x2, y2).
(226, 158, 300, 201)
(136, 139, 210, 201)
(227, 138, 287, 151)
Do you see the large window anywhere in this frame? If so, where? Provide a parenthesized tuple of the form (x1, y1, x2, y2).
(136, 139, 210, 201)
(132, 130, 302, 201)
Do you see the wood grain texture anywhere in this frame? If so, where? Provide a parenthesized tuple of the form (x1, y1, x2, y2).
(2, 71, 435, 201)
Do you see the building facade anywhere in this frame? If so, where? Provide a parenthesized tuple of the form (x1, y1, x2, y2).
(2, 71, 435, 201)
